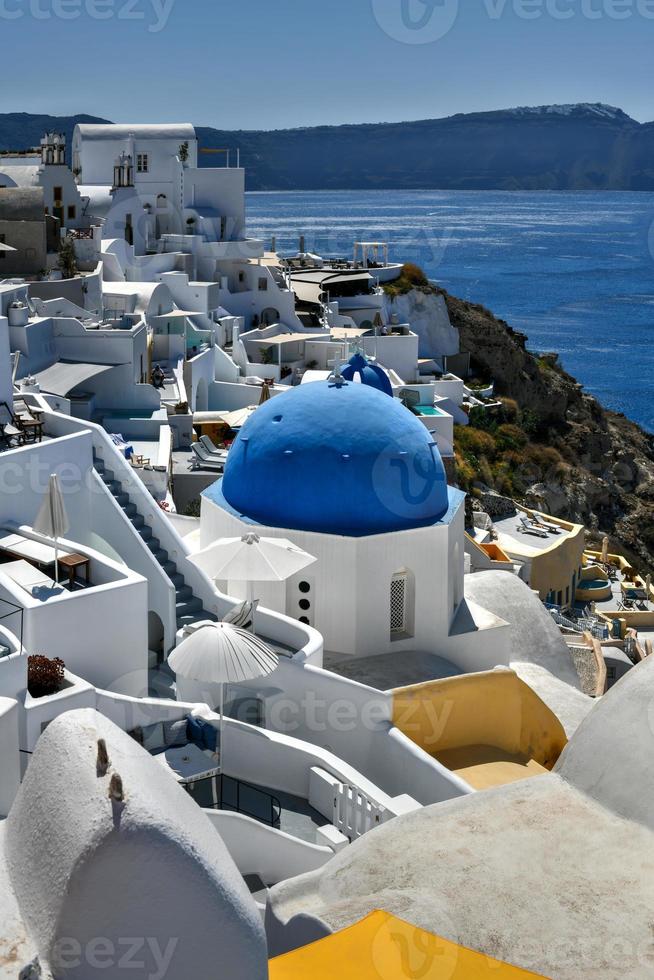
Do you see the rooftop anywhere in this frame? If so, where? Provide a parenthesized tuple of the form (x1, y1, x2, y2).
(493, 509, 582, 556)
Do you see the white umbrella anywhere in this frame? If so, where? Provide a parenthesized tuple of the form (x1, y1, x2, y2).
(33, 473, 70, 584)
(168, 622, 278, 774)
(189, 532, 316, 599)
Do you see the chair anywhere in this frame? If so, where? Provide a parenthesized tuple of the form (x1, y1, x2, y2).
(518, 516, 548, 539)
(190, 443, 224, 471)
(0, 403, 20, 448)
(199, 434, 229, 460)
(532, 514, 561, 534)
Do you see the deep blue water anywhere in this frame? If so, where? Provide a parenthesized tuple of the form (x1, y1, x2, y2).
(246, 190, 654, 432)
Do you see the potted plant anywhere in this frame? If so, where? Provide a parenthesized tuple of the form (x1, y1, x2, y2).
(174, 400, 189, 415)
(28, 655, 66, 699)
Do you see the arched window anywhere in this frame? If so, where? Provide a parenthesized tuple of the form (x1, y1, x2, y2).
(261, 307, 280, 326)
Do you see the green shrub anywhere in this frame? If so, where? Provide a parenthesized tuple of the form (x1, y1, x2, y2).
(455, 426, 497, 461)
(496, 423, 529, 452)
(381, 263, 435, 298)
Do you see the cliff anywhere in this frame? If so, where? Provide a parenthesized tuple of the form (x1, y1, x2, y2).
(4, 104, 654, 192)
(195, 103, 654, 191)
(438, 289, 654, 570)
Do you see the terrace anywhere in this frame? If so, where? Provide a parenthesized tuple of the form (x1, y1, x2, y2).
(580, 552, 654, 645)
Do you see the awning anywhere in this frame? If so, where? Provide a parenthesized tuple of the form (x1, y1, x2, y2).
(269, 911, 547, 979)
(33, 361, 116, 397)
(249, 333, 318, 345)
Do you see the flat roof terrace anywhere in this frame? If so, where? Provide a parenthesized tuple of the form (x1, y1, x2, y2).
(493, 511, 579, 556)
(323, 650, 462, 692)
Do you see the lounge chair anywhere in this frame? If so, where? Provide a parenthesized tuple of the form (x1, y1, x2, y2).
(190, 443, 224, 471)
(532, 514, 561, 534)
(199, 435, 229, 460)
(517, 516, 548, 539)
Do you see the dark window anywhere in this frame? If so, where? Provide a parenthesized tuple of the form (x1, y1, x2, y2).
(299, 599, 310, 612)
(0, 234, 4, 259)
(53, 186, 63, 202)
(258, 277, 268, 291)
(299, 616, 310, 625)
(137, 154, 149, 173)
(299, 582, 311, 594)
(67, 205, 76, 220)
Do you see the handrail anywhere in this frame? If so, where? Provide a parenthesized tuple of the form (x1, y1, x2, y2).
(183, 772, 281, 827)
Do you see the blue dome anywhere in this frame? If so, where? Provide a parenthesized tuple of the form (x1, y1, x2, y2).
(220, 380, 449, 537)
(341, 353, 393, 397)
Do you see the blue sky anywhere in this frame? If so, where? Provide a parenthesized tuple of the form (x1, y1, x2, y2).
(1, 0, 653, 128)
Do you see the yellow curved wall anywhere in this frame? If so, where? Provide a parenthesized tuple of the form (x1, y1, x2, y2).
(392, 670, 567, 772)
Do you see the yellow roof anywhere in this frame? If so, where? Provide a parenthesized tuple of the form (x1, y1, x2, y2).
(269, 911, 549, 979)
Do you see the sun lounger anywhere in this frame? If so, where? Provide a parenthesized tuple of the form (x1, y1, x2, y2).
(199, 435, 229, 460)
(532, 514, 561, 534)
(517, 516, 548, 539)
(0, 559, 65, 600)
(190, 443, 225, 471)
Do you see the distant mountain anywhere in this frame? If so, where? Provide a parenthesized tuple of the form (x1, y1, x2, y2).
(196, 103, 654, 191)
(0, 113, 110, 154)
(2, 105, 654, 191)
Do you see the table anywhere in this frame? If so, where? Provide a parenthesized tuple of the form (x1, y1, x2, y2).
(154, 742, 220, 784)
(57, 553, 90, 589)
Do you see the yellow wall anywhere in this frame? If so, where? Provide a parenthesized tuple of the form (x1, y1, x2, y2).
(482, 542, 513, 563)
(522, 511, 585, 603)
(392, 669, 567, 769)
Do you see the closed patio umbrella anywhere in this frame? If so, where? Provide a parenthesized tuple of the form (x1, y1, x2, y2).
(259, 382, 272, 405)
(0, 242, 16, 252)
(33, 473, 70, 584)
(189, 532, 316, 600)
(168, 622, 278, 774)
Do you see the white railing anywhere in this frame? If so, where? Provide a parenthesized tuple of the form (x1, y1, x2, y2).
(548, 606, 609, 640)
(334, 782, 386, 841)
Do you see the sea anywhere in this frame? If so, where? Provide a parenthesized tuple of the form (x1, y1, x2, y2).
(246, 190, 654, 433)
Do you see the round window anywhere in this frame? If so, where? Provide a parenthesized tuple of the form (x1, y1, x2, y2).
(299, 599, 311, 611)
(299, 581, 311, 594)
(299, 616, 310, 625)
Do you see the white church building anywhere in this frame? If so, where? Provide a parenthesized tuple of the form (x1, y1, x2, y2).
(199, 374, 466, 659)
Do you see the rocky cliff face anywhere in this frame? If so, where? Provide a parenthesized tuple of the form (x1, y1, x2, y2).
(439, 289, 654, 571)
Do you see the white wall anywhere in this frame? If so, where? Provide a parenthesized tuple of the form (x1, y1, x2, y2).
(203, 810, 333, 885)
(0, 316, 13, 406)
(361, 332, 419, 384)
(201, 493, 465, 659)
(0, 696, 21, 817)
